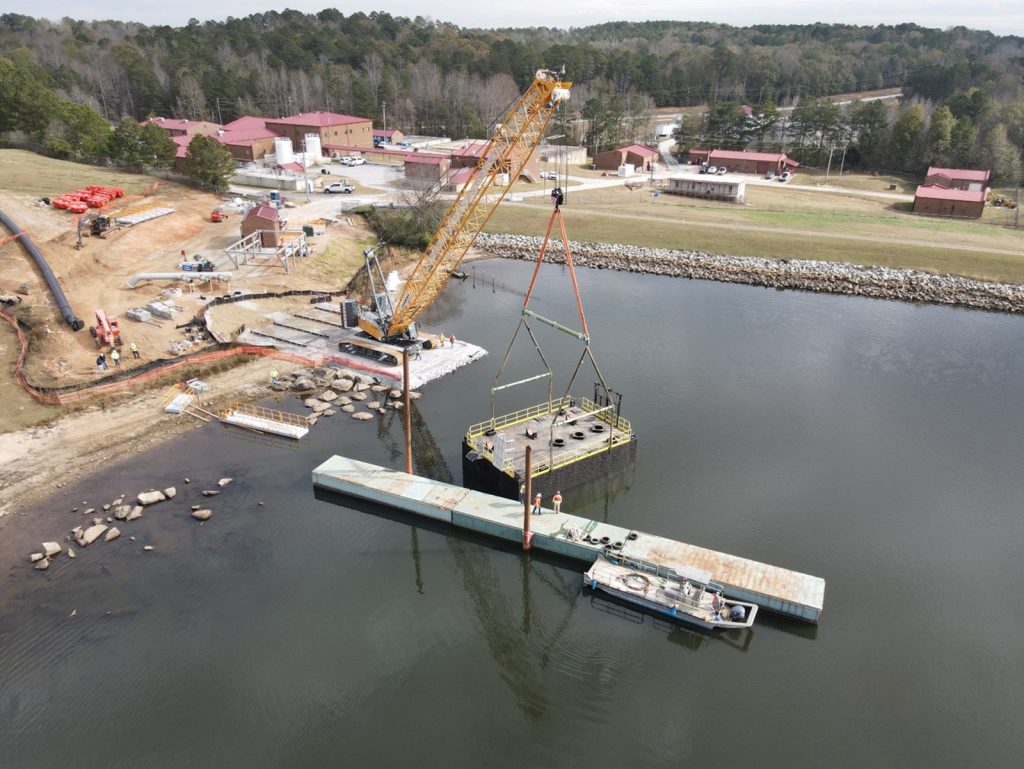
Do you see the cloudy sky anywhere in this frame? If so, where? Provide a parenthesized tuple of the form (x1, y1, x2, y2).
(5, 1, 1023, 36)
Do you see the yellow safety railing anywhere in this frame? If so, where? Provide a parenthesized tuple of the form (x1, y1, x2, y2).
(466, 397, 575, 438)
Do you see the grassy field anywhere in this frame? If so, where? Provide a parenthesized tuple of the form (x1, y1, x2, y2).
(486, 175, 1024, 283)
(0, 149, 155, 198)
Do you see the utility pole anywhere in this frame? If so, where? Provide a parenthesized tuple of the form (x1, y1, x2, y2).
(838, 144, 848, 177)
(824, 145, 835, 185)
(381, 101, 387, 137)
(216, 96, 222, 125)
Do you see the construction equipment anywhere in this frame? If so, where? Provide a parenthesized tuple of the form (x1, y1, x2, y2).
(75, 214, 114, 249)
(88, 309, 122, 348)
(211, 208, 228, 223)
(354, 68, 571, 346)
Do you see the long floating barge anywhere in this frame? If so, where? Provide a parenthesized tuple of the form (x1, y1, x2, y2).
(312, 455, 825, 623)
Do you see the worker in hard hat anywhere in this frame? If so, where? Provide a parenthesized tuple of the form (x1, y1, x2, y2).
(532, 492, 543, 515)
(110, 348, 121, 367)
(270, 368, 279, 383)
(552, 490, 562, 514)
(129, 341, 140, 359)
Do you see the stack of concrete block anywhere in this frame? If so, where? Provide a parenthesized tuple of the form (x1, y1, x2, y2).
(147, 301, 176, 319)
(126, 307, 152, 322)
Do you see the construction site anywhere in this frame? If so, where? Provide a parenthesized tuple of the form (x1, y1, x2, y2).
(0, 69, 624, 511)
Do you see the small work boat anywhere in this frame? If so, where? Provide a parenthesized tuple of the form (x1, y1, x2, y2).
(583, 554, 758, 630)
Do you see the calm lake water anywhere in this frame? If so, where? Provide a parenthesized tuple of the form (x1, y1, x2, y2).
(2, 258, 1023, 768)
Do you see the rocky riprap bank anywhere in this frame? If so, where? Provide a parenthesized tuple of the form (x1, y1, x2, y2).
(474, 233, 1024, 314)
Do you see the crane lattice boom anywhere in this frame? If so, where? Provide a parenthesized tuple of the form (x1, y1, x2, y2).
(383, 69, 570, 338)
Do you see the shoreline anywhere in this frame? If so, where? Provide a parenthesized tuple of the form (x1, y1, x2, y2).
(474, 233, 1024, 314)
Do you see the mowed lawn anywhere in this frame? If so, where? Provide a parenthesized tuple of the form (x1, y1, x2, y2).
(486, 174, 1024, 284)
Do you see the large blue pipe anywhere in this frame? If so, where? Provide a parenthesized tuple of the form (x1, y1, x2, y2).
(0, 208, 84, 331)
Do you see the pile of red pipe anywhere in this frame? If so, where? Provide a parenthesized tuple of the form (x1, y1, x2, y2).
(51, 185, 125, 214)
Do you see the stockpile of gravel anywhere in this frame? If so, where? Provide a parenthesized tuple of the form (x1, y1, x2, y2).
(474, 233, 1024, 314)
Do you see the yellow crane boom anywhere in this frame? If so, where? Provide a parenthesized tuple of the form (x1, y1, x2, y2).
(378, 69, 571, 340)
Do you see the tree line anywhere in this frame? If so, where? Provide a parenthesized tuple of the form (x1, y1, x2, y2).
(676, 88, 1023, 183)
(0, 12, 1021, 181)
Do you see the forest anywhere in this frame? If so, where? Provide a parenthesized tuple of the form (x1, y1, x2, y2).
(0, 12, 1022, 180)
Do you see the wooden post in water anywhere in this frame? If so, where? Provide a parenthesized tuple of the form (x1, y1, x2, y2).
(523, 445, 532, 550)
(402, 348, 412, 475)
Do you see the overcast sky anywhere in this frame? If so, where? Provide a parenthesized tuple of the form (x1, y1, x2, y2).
(5, 1, 1023, 37)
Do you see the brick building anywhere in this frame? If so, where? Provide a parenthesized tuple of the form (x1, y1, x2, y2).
(687, 149, 797, 175)
(265, 112, 373, 152)
(595, 144, 658, 171)
(923, 167, 991, 191)
(912, 185, 986, 218)
(241, 205, 285, 247)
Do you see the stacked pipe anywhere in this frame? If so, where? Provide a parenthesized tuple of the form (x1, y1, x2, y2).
(51, 185, 125, 215)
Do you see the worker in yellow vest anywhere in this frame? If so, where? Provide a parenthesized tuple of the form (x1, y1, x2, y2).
(129, 341, 140, 359)
(110, 348, 121, 367)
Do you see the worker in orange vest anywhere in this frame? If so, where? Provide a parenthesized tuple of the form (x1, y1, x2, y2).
(552, 490, 562, 514)
(532, 492, 542, 514)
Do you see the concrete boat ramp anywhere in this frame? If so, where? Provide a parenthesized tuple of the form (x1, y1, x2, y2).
(312, 455, 825, 623)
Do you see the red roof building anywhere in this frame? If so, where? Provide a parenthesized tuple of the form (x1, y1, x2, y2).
(924, 167, 991, 191)
(265, 111, 373, 152)
(687, 149, 797, 175)
(241, 205, 285, 247)
(404, 154, 452, 186)
(912, 184, 986, 218)
(146, 117, 223, 137)
(595, 144, 658, 170)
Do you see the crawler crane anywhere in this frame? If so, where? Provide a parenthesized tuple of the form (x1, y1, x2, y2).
(354, 69, 571, 348)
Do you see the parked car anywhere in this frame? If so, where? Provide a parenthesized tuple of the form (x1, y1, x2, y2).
(716, 166, 727, 175)
(398, 140, 413, 148)
(343, 157, 365, 166)
(706, 165, 718, 174)
(539, 171, 558, 180)
(324, 182, 354, 194)
(337, 155, 355, 164)
(764, 171, 775, 180)
(779, 171, 791, 182)
(699, 163, 709, 174)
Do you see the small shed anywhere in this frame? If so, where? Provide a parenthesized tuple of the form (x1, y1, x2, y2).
(595, 144, 658, 171)
(404, 154, 451, 187)
(241, 205, 284, 247)
(912, 185, 986, 218)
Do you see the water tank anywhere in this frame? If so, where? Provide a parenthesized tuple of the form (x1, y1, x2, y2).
(497, 172, 510, 186)
(273, 136, 294, 165)
(618, 164, 635, 177)
(304, 133, 322, 160)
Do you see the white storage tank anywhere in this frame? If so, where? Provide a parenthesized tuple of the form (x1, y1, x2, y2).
(496, 172, 510, 186)
(304, 133, 322, 160)
(618, 164, 635, 177)
(273, 137, 294, 165)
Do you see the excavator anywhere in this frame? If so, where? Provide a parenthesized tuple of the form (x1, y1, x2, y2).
(349, 69, 571, 353)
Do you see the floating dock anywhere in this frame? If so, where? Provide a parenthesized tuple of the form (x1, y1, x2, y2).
(312, 455, 825, 623)
(462, 396, 637, 499)
(221, 403, 311, 439)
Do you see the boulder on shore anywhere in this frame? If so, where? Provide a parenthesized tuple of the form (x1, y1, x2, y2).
(163, 487, 177, 499)
(218, 478, 233, 487)
(105, 527, 121, 542)
(202, 490, 220, 497)
(113, 505, 132, 520)
(30, 552, 44, 563)
(191, 509, 213, 521)
(80, 524, 108, 546)
(137, 491, 167, 506)
(42, 541, 62, 558)
(126, 506, 144, 521)
(35, 558, 50, 571)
